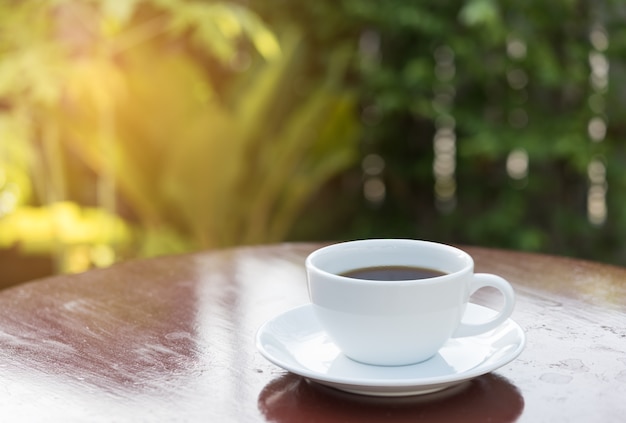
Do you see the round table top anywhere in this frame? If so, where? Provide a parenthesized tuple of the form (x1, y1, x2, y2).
(0, 243, 625, 422)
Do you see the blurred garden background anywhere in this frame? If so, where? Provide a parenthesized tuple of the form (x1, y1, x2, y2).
(1, 0, 625, 287)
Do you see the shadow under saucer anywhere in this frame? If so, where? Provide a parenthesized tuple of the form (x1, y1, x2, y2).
(258, 372, 524, 423)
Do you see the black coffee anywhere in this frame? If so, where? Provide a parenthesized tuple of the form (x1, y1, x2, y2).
(340, 265, 446, 281)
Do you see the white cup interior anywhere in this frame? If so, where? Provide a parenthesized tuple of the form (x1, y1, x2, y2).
(308, 239, 472, 278)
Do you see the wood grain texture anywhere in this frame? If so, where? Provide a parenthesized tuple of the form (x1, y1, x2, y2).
(0, 243, 624, 422)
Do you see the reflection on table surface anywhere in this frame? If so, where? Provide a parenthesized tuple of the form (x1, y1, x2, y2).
(259, 373, 524, 423)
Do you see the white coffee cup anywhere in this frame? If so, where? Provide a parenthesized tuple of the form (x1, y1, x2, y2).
(305, 239, 516, 366)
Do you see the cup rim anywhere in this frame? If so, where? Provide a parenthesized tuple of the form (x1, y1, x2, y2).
(306, 238, 474, 284)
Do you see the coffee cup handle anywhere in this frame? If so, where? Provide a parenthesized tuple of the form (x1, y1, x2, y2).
(452, 273, 516, 338)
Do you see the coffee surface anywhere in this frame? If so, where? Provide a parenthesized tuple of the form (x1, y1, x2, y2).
(340, 265, 446, 281)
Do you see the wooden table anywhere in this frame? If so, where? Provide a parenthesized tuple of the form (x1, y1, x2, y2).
(0, 243, 625, 422)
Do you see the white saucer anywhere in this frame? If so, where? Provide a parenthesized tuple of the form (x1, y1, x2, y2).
(256, 303, 525, 397)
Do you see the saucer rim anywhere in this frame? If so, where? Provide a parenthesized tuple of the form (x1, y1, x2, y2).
(255, 303, 525, 391)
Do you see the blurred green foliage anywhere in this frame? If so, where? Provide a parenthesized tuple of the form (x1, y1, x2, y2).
(0, 0, 359, 274)
(2, 0, 626, 277)
(254, 0, 626, 265)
